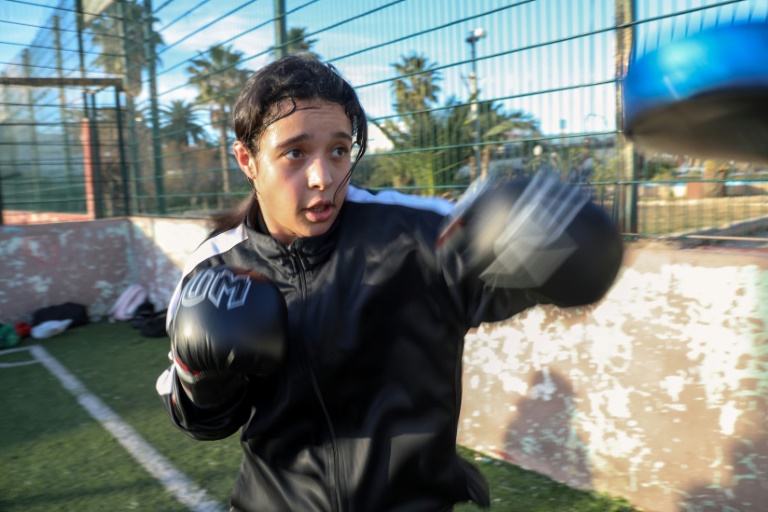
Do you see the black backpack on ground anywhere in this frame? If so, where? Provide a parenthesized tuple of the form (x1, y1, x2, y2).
(129, 300, 168, 338)
(32, 302, 89, 328)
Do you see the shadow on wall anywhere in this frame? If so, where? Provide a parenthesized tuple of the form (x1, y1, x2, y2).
(678, 395, 768, 511)
(503, 368, 593, 490)
(127, 217, 211, 315)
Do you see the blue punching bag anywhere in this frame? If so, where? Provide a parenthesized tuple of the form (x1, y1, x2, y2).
(623, 23, 768, 162)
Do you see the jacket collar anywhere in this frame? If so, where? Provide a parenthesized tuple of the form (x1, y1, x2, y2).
(243, 198, 340, 271)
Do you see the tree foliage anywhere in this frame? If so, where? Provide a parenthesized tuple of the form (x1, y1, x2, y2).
(186, 44, 252, 206)
(160, 100, 206, 147)
(90, 0, 164, 97)
(273, 27, 321, 59)
(391, 54, 441, 114)
(365, 54, 540, 196)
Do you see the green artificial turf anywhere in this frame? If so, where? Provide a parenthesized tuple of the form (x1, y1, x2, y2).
(0, 321, 636, 511)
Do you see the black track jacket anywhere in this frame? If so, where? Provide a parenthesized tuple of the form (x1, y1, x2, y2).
(156, 185, 622, 512)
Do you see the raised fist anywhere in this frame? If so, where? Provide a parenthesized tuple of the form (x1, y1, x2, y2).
(170, 266, 287, 407)
(438, 173, 623, 306)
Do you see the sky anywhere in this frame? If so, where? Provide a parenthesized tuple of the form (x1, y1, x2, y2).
(1, 0, 766, 149)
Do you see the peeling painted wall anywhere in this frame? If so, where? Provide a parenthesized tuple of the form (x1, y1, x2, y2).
(0, 219, 133, 321)
(458, 247, 768, 512)
(0, 217, 210, 322)
(2, 219, 767, 512)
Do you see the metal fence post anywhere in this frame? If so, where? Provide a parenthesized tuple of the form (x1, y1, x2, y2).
(144, 0, 165, 214)
(274, 0, 287, 58)
(87, 93, 104, 218)
(53, 15, 75, 211)
(116, 0, 143, 215)
(22, 49, 42, 207)
(144, 0, 165, 215)
(74, 0, 88, 117)
(615, 0, 638, 234)
(114, 86, 130, 217)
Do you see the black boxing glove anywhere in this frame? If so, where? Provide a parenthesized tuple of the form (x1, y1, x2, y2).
(437, 172, 623, 307)
(170, 266, 287, 409)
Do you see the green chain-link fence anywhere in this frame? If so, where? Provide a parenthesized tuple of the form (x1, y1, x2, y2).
(1, 0, 766, 242)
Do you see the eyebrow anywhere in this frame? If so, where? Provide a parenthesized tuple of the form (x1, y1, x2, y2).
(275, 133, 311, 151)
(275, 131, 353, 151)
(332, 131, 354, 142)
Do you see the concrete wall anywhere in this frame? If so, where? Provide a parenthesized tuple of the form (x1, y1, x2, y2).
(127, 216, 211, 313)
(459, 246, 768, 512)
(1, 218, 767, 512)
(0, 219, 133, 321)
(0, 217, 210, 322)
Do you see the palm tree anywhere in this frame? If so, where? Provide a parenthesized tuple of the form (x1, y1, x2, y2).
(160, 100, 206, 147)
(272, 27, 321, 59)
(435, 96, 474, 185)
(367, 55, 443, 194)
(90, 0, 164, 97)
(186, 45, 252, 208)
(88, 104, 133, 217)
(391, 54, 441, 115)
(90, 1, 164, 213)
(475, 102, 540, 180)
(366, 53, 541, 195)
(160, 100, 206, 174)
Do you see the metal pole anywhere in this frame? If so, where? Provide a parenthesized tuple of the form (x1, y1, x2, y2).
(53, 14, 75, 210)
(144, 0, 165, 214)
(470, 43, 481, 180)
(118, 0, 142, 214)
(615, 0, 638, 233)
(274, 0, 288, 58)
(466, 28, 485, 181)
(75, 0, 91, 216)
(22, 50, 42, 206)
(125, 96, 142, 214)
(88, 93, 104, 218)
(114, 86, 130, 216)
(2, 84, 18, 221)
(74, 0, 89, 117)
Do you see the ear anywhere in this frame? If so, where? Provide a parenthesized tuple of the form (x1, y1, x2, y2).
(233, 140, 257, 179)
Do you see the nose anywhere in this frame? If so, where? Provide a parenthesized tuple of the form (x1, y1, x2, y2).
(307, 156, 334, 190)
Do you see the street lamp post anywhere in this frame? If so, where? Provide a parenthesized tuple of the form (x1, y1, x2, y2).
(466, 27, 486, 180)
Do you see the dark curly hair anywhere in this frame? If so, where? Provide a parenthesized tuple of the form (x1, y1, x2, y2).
(210, 54, 368, 235)
(233, 53, 367, 171)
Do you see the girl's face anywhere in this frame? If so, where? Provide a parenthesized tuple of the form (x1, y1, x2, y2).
(233, 99, 354, 245)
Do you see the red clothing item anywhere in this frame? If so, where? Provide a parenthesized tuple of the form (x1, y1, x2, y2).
(14, 322, 32, 338)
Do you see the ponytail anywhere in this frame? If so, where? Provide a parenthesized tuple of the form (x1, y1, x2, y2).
(209, 196, 254, 237)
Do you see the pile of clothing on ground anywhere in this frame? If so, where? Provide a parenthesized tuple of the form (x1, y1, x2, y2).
(0, 285, 167, 350)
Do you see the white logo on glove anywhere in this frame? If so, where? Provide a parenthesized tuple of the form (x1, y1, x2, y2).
(180, 268, 252, 310)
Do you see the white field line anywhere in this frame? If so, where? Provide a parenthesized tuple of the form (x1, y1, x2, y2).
(0, 346, 39, 367)
(1, 345, 225, 512)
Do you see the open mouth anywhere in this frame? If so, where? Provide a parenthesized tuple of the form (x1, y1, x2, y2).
(305, 202, 334, 222)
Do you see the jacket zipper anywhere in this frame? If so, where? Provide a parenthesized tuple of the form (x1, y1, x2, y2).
(290, 246, 344, 512)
